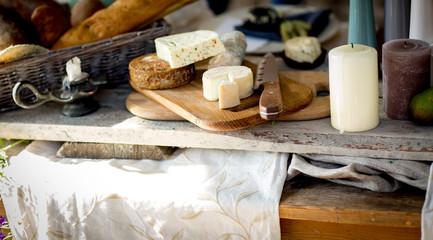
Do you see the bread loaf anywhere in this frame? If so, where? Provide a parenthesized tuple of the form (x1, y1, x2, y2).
(52, 0, 197, 49)
(129, 53, 195, 90)
(70, 0, 105, 27)
(0, 44, 48, 63)
(0, 8, 32, 51)
(0, 0, 70, 48)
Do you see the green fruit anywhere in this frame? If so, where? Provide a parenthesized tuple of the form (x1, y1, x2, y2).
(280, 20, 311, 42)
(294, 24, 308, 36)
(292, 20, 311, 31)
(280, 21, 293, 42)
(410, 87, 433, 124)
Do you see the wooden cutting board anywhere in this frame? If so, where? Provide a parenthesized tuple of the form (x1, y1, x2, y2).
(127, 70, 330, 124)
(128, 61, 330, 131)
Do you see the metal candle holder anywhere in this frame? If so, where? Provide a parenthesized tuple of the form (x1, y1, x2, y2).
(12, 72, 106, 117)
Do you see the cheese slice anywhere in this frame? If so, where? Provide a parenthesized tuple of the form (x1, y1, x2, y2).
(202, 66, 253, 101)
(155, 30, 226, 69)
(219, 81, 240, 109)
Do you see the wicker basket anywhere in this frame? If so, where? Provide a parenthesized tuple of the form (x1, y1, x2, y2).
(0, 19, 171, 112)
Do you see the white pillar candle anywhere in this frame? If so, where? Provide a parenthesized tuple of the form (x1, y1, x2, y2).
(328, 44, 379, 133)
(409, 0, 433, 44)
(409, 0, 433, 87)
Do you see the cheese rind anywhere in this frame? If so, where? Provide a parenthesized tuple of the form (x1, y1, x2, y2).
(155, 30, 226, 68)
(208, 31, 247, 69)
(219, 81, 240, 109)
(202, 66, 253, 101)
(129, 53, 195, 90)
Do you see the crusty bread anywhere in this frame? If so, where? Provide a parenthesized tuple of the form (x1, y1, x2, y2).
(0, 9, 32, 51)
(31, 4, 70, 47)
(0, 0, 70, 48)
(52, 0, 197, 49)
(0, 44, 48, 64)
(70, 0, 105, 27)
(129, 53, 195, 90)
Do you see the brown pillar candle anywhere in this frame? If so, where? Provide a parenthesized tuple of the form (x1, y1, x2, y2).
(382, 39, 431, 120)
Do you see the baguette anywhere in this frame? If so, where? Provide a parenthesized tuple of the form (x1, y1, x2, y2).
(0, 0, 70, 48)
(52, 0, 197, 49)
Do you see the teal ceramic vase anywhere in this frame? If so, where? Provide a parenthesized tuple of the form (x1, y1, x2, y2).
(348, 0, 377, 49)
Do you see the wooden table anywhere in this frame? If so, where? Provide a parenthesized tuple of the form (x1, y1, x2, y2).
(0, 142, 426, 240)
(0, 1, 430, 236)
(0, 43, 431, 239)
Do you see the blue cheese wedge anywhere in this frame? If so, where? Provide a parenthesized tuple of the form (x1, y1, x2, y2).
(284, 36, 321, 63)
(155, 30, 226, 69)
(202, 66, 253, 101)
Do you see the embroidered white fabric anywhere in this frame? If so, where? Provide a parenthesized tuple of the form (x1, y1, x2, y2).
(0, 141, 288, 240)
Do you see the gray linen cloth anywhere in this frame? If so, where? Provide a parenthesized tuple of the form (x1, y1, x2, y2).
(287, 153, 431, 192)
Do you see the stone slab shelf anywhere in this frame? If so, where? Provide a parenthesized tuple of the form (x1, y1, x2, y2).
(0, 87, 432, 161)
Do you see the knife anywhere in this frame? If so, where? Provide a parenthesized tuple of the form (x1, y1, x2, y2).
(254, 53, 283, 120)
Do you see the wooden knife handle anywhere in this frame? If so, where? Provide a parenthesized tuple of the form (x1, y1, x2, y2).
(259, 81, 283, 120)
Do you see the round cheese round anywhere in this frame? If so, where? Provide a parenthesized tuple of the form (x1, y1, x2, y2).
(202, 65, 253, 101)
(129, 53, 195, 90)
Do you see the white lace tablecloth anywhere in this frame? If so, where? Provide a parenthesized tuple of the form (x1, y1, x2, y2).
(0, 141, 288, 240)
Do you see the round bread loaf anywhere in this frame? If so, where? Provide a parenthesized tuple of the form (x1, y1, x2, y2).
(0, 44, 48, 63)
(0, 9, 32, 51)
(129, 53, 195, 90)
(0, 0, 70, 48)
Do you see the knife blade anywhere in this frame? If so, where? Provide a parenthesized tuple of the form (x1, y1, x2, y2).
(254, 53, 283, 120)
